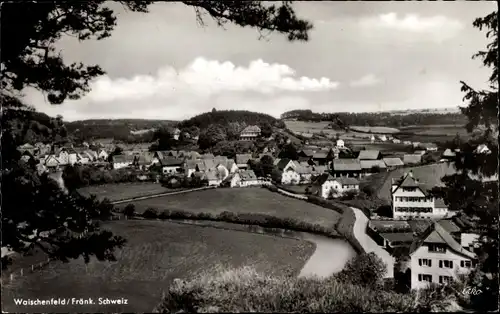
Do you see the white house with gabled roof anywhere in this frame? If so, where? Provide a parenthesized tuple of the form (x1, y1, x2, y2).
(409, 222, 477, 290)
(391, 171, 453, 220)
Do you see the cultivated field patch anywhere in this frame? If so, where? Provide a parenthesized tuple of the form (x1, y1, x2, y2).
(2, 220, 314, 313)
(349, 126, 400, 134)
(124, 188, 342, 231)
(284, 120, 344, 137)
(78, 182, 173, 202)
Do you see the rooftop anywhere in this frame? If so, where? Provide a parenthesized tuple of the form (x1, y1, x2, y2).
(358, 150, 381, 160)
(333, 159, 362, 171)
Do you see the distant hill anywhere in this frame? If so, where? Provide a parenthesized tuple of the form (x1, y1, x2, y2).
(65, 119, 177, 142)
(178, 110, 284, 130)
(280, 109, 466, 128)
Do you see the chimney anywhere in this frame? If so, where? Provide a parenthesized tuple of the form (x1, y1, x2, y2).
(408, 170, 413, 177)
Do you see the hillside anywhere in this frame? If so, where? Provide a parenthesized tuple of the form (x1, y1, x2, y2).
(65, 119, 177, 142)
(178, 110, 283, 130)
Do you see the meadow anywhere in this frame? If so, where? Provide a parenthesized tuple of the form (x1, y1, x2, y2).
(77, 182, 175, 202)
(349, 126, 400, 134)
(2, 220, 315, 313)
(121, 188, 342, 232)
(284, 120, 343, 137)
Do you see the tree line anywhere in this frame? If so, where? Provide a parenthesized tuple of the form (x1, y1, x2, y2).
(281, 109, 468, 128)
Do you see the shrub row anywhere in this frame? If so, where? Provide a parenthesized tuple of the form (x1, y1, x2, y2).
(137, 208, 339, 238)
(306, 195, 348, 214)
(153, 266, 434, 313)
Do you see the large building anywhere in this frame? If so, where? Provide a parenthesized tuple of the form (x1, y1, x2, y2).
(409, 222, 477, 290)
(239, 125, 261, 141)
(391, 171, 454, 220)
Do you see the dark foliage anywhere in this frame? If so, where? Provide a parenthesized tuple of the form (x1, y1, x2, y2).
(179, 110, 280, 132)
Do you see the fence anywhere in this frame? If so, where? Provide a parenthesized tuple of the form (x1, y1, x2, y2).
(2, 257, 52, 285)
(110, 185, 216, 205)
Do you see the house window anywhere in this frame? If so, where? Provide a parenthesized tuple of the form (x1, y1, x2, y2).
(439, 276, 453, 284)
(418, 274, 432, 282)
(418, 259, 432, 267)
(429, 244, 446, 253)
(460, 261, 472, 268)
(439, 260, 453, 268)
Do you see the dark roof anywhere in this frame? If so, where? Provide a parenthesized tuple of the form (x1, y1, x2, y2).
(358, 150, 381, 160)
(112, 154, 134, 163)
(201, 153, 215, 159)
(437, 219, 462, 234)
(383, 157, 404, 167)
(312, 151, 329, 159)
(313, 173, 336, 185)
(239, 170, 257, 181)
(336, 177, 359, 186)
(301, 149, 315, 157)
(159, 157, 184, 166)
(369, 220, 412, 232)
(236, 154, 253, 165)
(241, 125, 261, 133)
(410, 222, 476, 259)
(403, 154, 422, 164)
(360, 160, 387, 170)
(333, 159, 361, 171)
(276, 158, 293, 170)
(379, 233, 415, 243)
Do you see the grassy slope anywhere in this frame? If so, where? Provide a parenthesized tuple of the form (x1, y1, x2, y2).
(77, 183, 174, 202)
(124, 188, 342, 231)
(2, 220, 314, 313)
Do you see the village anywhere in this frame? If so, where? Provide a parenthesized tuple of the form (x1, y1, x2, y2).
(14, 122, 495, 292)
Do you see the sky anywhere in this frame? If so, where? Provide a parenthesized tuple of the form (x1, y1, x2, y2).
(23, 1, 497, 121)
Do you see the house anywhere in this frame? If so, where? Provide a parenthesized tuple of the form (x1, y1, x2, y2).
(44, 155, 60, 169)
(98, 149, 109, 161)
(370, 135, 375, 143)
(205, 169, 222, 186)
(133, 156, 151, 170)
(310, 173, 338, 199)
(336, 139, 345, 148)
(159, 157, 184, 174)
(441, 149, 456, 160)
(332, 159, 362, 178)
(392, 139, 401, 144)
(335, 177, 360, 194)
(277, 158, 300, 184)
(378, 135, 387, 142)
(360, 160, 387, 175)
(409, 222, 477, 290)
(422, 143, 438, 152)
(17, 143, 36, 155)
(383, 157, 404, 169)
(312, 150, 331, 165)
(358, 150, 381, 160)
(403, 141, 412, 145)
(403, 154, 422, 165)
(57, 147, 78, 165)
(236, 154, 253, 169)
(475, 144, 491, 154)
(298, 149, 315, 162)
(295, 164, 313, 184)
(311, 165, 328, 175)
(184, 160, 199, 177)
(238, 170, 259, 187)
(412, 142, 421, 148)
(112, 154, 135, 169)
(20, 150, 35, 163)
(240, 125, 261, 141)
(172, 128, 181, 140)
(391, 171, 451, 220)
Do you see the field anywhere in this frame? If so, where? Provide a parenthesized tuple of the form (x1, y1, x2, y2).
(349, 126, 400, 134)
(396, 124, 478, 144)
(284, 120, 343, 137)
(369, 162, 457, 203)
(78, 182, 175, 202)
(121, 188, 342, 231)
(2, 220, 315, 313)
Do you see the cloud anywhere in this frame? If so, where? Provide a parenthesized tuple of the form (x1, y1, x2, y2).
(25, 58, 339, 121)
(359, 13, 464, 41)
(87, 57, 340, 103)
(349, 74, 382, 87)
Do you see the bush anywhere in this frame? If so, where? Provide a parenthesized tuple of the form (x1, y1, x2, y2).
(158, 210, 171, 220)
(154, 266, 421, 313)
(336, 252, 387, 289)
(123, 204, 136, 218)
(143, 207, 159, 219)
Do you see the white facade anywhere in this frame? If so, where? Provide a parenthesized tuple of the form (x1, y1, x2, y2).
(114, 161, 132, 170)
(392, 186, 436, 219)
(320, 180, 342, 199)
(162, 165, 182, 174)
(336, 139, 345, 148)
(282, 169, 300, 185)
(410, 244, 475, 290)
(98, 150, 108, 160)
